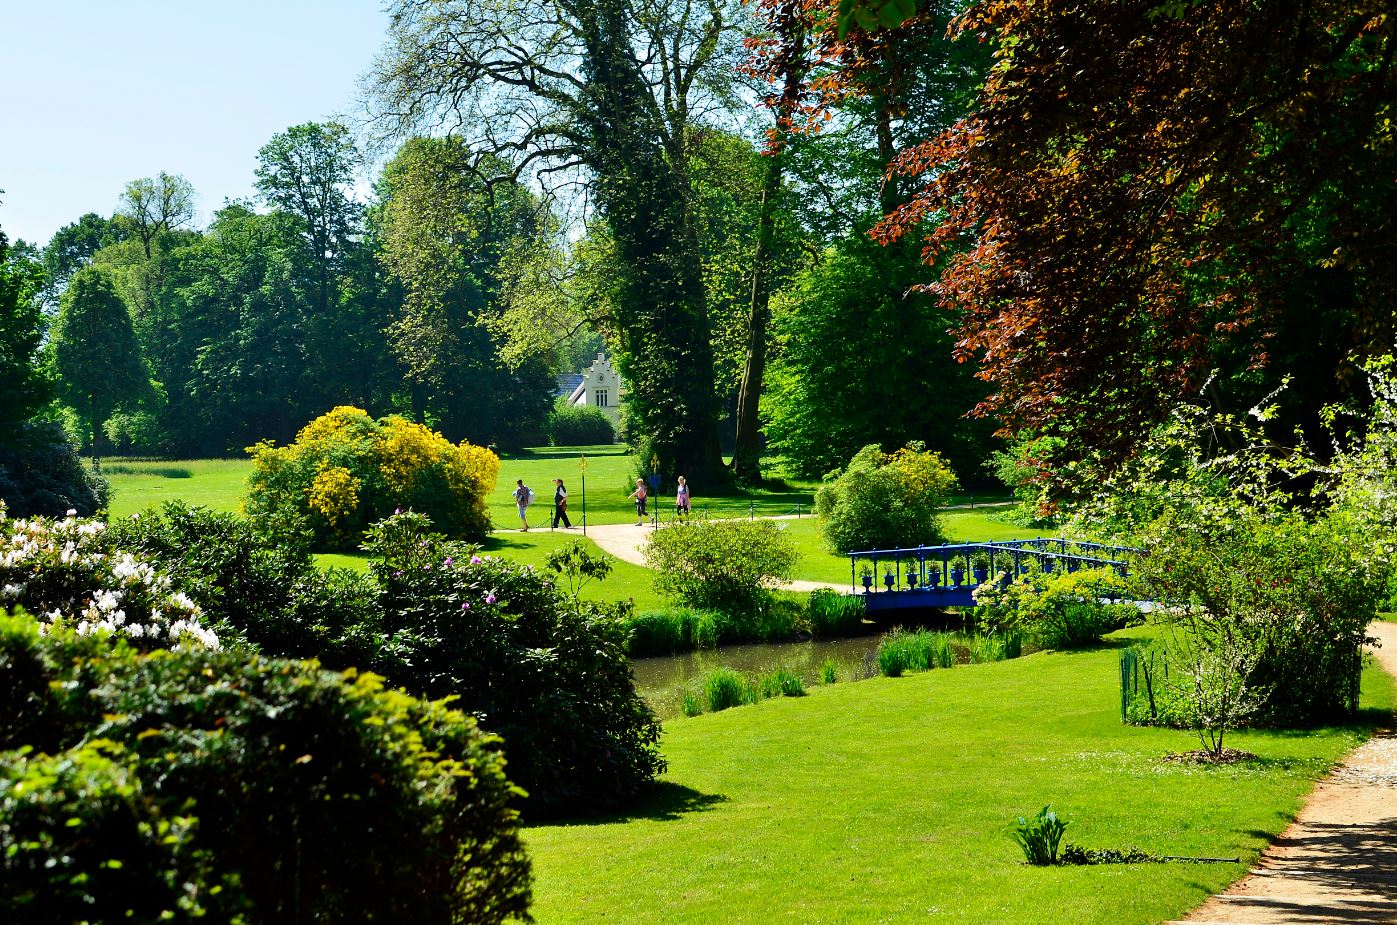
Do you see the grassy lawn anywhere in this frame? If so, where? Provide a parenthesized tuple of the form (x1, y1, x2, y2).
(103, 458, 252, 519)
(318, 529, 667, 611)
(524, 628, 1396, 925)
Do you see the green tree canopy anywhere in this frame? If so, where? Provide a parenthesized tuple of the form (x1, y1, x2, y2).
(0, 220, 50, 434)
(50, 266, 150, 457)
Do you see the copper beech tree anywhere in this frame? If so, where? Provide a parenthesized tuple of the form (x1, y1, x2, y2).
(836, 0, 1397, 493)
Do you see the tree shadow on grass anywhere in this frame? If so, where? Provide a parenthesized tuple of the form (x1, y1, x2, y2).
(529, 781, 728, 828)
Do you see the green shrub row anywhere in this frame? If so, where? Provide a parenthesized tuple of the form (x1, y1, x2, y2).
(108, 503, 665, 818)
(0, 617, 531, 924)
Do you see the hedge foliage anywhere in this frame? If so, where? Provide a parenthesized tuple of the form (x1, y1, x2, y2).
(0, 616, 533, 924)
(643, 517, 800, 613)
(246, 406, 500, 548)
(109, 505, 665, 817)
(547, 401, 616, 445)
(815, 442, 958, 553)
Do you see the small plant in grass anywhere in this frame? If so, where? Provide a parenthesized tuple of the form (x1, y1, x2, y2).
(681, 691, 704, 717)
(970, 634, 1006, 664)
(760, 667, 806, 698)
(704, 668, 757, 712)
(820, 658, 839, 684)
(877, 628, 952, 676)
(1012, 805, 1069, 865)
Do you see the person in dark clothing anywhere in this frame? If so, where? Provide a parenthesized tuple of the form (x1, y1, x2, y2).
(552, 478, 572, 529)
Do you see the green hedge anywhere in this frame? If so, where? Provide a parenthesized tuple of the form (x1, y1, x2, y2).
(0, 616, 532, 924)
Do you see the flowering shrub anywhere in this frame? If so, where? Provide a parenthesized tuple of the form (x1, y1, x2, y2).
(643, 517, 801, 614)
(815, 442, 959, 553)
(246, 406, 500, 547)
(0, 504, 217, 650)
(0, 617, 532, 924)
(363, 512, 665, 816)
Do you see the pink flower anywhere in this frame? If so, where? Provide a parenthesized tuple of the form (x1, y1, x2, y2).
(443, 557, 454, 567)
(470, 555, 482, 565)
(66, 509, 77, 517)
(485, 593, 497, 605)
(461, 602, 470, 610)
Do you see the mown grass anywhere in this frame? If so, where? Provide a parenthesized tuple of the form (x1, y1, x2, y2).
(103, 458, 252, 519)
(523, 628, 1397, 925)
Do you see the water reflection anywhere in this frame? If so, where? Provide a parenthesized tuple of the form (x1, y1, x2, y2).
(631, 635, 885, 719)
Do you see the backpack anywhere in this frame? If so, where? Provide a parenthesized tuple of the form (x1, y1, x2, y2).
(526, 487, 536, 504)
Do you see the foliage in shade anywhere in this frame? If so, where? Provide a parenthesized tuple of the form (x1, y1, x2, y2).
(0, 617, 533, 924)
(246, 405, 500, 548)
(547, 402, 616, 446)
(0, 422, 108, 517)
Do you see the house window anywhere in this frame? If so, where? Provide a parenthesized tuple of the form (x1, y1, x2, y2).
(595, 389, 609, 408)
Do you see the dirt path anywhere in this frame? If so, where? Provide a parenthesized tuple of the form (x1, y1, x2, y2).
(1171, 620, 1397, 924)
(581, 521, 849, 594)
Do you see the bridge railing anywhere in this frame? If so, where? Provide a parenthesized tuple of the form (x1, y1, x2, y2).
(847, 539, 1141, 594)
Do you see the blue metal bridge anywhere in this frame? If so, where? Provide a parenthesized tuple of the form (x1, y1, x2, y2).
(848, 538, 1139, 613)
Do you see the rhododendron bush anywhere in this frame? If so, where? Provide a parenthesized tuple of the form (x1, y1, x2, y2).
(0, 504, 217, 650)
(246, 406, 500, 547)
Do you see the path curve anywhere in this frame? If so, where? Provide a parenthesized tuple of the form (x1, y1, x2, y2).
(1172, 620, 1397, 924)
(582, 521, 849, 594)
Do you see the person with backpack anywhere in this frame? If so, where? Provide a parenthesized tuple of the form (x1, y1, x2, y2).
(628, 478, 648, 526)
(552, 478, 572, 529)
(513, 479, 534, 532)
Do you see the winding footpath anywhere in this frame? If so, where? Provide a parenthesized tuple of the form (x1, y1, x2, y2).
(1174, 620, 1397, 925)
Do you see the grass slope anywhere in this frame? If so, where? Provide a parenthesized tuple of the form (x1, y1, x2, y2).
(525, 633, 1395, 925)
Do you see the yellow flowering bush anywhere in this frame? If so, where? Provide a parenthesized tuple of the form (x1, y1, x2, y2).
(247, 407, 499, 547)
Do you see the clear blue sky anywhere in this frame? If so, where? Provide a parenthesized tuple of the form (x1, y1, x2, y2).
(0, 1, 388, 248)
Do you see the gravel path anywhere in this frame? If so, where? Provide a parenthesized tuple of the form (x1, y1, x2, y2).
(1172, 620, 1397, 925)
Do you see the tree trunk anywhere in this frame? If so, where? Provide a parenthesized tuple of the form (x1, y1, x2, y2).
(731, 159, 784, 481)
(578, 0, 726, 481)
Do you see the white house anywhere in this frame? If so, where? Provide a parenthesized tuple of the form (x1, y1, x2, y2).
(566, 352, 625, 426)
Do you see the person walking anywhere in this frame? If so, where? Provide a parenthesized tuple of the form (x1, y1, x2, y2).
(628, 478, 648, 526)
(552, 478, 572, 529)
(675, 475, 691, 518)
(513, 479, 533, 532)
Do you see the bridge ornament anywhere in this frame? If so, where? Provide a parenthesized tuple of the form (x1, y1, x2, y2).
(847, 539, 1140, 615)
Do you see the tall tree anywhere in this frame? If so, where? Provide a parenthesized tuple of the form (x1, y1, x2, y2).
(366, 0, 741, 479)
(40, 212, 125, 304)
(254, 122, 362, 319)
(375, 137, 557, 445)
(873, 0, 1397, 487)
(0, 213, 50, 434)
(50, 266, 150, 459)
(116, 172, 195, 259)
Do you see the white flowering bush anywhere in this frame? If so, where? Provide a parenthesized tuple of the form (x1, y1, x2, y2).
(0, 503, 218, 650)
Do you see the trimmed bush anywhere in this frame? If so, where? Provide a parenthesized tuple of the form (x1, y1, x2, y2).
(0, 421, 108, 517)
(815, 442, 959, 554)
(246, 406, 500, 548)
(547, 402, 616, 445)
(643, 517, 799, 613)
(0, 617, 533, 924)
